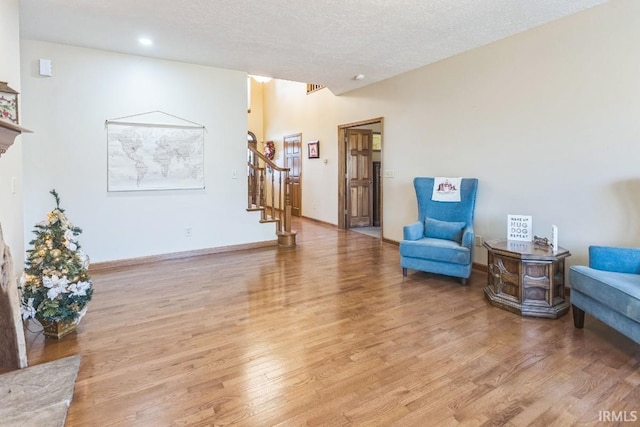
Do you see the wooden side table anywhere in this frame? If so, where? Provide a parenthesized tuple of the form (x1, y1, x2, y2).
(483, 239, 570, 318)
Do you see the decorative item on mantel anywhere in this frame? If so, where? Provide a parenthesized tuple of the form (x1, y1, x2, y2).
(0, 81, 19, 124)
(19, 190, 94, 339)
(0, 81, 32, 156)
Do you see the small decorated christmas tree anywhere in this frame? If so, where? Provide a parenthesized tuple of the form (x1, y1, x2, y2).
(20, 190, 93, 325)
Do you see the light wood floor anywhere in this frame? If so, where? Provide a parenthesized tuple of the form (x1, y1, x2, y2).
(23, 218, 639, 426)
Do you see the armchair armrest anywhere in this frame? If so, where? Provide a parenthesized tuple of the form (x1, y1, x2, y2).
(403, 221, 424, 241)
(461, 225, 474, 248)
(589, 245, 640, 274)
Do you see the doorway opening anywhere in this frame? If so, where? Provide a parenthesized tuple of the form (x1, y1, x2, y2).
(338, 117, 383, 238)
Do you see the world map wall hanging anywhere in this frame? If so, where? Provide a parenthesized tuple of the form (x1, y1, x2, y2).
(105, 111, 205, 192)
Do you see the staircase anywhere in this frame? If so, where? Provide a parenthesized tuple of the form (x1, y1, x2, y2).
(247, 143, 297, 247)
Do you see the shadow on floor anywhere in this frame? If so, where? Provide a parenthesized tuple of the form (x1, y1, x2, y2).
(349, 226, 380, 238)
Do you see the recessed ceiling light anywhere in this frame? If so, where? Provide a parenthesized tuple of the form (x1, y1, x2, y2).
(138, 37, 153, 46)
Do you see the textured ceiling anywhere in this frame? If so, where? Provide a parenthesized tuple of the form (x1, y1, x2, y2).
(18, 0, 607, 95)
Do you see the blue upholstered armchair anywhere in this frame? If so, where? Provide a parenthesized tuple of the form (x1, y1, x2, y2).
(569, 246, 640, 344)
(400, 177, 478, 285)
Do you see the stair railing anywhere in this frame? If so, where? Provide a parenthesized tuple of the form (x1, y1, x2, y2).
(247, 143, 296, 246)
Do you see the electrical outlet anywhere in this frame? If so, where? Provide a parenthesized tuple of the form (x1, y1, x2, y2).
(474, 235, 483, 247)
(185, 227, 192, 237)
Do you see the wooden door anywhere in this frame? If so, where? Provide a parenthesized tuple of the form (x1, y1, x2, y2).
(346, 129, 373, 227)
(284, 133, 302, 217)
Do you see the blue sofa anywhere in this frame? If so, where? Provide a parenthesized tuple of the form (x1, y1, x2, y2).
(569, 246, 640, 344)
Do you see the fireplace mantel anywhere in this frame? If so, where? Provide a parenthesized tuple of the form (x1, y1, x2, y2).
(0, 119, 31, 157)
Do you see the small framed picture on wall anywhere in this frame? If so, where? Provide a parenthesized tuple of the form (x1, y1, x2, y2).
(308, 140, 319, 159)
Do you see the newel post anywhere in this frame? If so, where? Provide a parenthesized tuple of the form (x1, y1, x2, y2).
(283, 171, 292, 234)
(276, 170, 296, 247)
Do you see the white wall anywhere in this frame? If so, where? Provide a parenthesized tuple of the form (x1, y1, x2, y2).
(264, 0, 640, 266)
(264, 82, 346, 221)
(248, 78, 265, 146)
(0, 0, 24, 268)
(20, 41, 276, 263)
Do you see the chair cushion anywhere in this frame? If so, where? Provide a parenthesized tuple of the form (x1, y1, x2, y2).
(424, 217, 466, 243)
(400, 237, 471, 265)
(570, 266, 640, 323)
